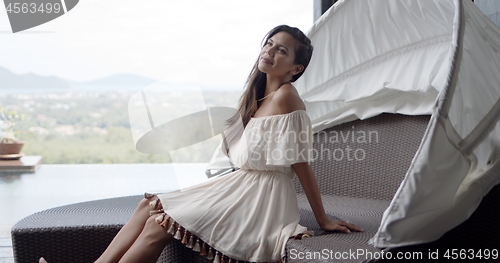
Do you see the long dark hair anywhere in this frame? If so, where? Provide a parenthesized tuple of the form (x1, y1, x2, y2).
(228, 25, 313, 128)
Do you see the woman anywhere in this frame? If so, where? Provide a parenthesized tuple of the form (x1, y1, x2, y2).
(41, 25, 362, 263)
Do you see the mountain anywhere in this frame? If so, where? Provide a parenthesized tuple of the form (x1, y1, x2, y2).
(0, 66, 238, 92)
(0, 66, 158, 92)
(0, 67, 71, 90)
(74, 73, 157, 87)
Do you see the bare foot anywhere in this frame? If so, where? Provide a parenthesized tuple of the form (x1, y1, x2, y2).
(39, 257, 48, 263)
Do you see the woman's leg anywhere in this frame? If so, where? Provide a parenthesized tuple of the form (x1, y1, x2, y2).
(117, 215, 174, 263)
(94, 196, 158, 263)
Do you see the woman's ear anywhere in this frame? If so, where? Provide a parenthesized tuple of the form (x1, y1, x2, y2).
(291, 65, 304, 76)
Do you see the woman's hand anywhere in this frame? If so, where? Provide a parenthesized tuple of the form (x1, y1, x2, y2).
(319, 219, 364, 234)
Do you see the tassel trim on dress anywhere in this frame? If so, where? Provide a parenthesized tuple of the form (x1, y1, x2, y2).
(144, 192, 313, 263)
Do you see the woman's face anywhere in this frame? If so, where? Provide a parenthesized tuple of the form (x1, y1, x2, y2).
(258, 31, 302, 80)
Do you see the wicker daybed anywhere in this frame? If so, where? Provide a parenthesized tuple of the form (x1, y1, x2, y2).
(11, 113, 500, 263)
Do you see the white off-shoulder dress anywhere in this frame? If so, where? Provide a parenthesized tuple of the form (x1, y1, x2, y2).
(153, 110, 314, 263)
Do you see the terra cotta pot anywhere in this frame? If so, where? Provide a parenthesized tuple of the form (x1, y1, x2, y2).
(0, 141, 25, 155)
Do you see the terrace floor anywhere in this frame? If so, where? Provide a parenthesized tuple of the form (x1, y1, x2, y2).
(0, 163, 209, 262)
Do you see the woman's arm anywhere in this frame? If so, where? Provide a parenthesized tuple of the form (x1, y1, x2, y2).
(272, 85, 362, 232)
(292, 162, 364, 233)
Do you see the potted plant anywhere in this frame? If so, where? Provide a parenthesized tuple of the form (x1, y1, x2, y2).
(0, 107, 25, 157)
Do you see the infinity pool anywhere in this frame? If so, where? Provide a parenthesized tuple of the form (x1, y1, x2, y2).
(0, 163, 210, 237)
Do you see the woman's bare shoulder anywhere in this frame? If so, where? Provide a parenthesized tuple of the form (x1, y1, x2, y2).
(273, 83, 306, 114)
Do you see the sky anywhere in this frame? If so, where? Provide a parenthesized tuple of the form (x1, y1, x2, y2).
(0, 0, 314, 89)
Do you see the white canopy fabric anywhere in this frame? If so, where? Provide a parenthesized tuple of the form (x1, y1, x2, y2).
(295, 0, 500, 248)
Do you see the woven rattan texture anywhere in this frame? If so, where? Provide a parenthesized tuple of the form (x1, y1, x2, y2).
(293, 114, 430, 201)
(11, 195, 277, 263)
(158, 241, 213, 263)
(11, 195, 142, 263)
(287, 194, 390, 263)
(11, 194, 218, 263)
